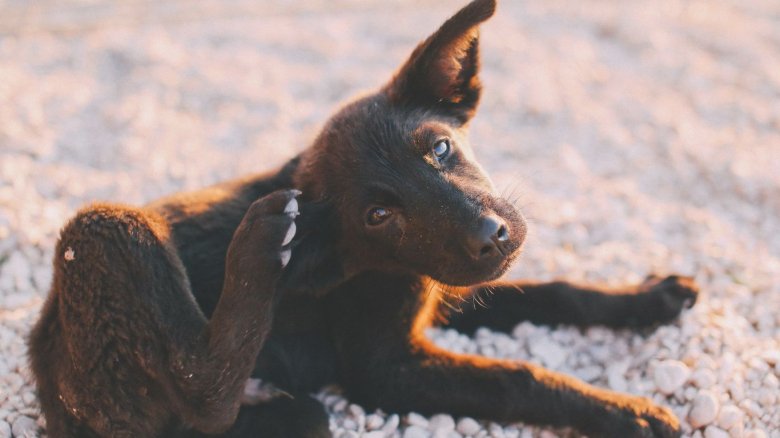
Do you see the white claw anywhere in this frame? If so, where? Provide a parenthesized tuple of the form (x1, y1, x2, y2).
(282, 222, 296, 246)
(284, 198, 298, 215)
(241, 378, 292, 405)
(280, 249, 292, 267)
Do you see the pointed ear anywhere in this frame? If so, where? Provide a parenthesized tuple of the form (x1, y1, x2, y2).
(383, 0, 496, 124)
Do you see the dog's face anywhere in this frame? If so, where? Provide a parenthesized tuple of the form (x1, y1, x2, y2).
(291, 0, 524, 289)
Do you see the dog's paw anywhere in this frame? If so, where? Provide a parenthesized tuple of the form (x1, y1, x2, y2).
(638, 274, 699, 323)
(606, 396, 681, 438)
(227, 189, 300, 274)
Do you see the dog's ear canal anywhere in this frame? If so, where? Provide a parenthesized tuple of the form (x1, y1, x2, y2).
(383, 0, 497, 124)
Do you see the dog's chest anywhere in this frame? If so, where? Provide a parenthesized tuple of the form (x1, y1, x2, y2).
(252, 295, 337, 392)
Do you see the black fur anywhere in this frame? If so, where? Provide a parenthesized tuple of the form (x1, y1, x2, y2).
(29, 1, 698, 437)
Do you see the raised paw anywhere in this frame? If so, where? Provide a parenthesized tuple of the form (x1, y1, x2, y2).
(226, 189, 301, 277)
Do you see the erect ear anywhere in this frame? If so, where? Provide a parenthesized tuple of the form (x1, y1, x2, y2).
(383, 0, 496, 124)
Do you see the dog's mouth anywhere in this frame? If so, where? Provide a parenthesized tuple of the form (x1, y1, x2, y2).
(433, 237, 524, 287)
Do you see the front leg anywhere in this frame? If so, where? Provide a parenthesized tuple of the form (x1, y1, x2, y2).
(167, 189, 300, 433)
(329, 274, 682, 438)
(355, 342, 680, 438)
(444, 275, 699, 334)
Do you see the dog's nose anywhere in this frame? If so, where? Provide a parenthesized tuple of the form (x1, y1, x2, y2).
(466, 215, 509, 260)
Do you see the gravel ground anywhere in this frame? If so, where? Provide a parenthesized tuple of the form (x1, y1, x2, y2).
(1, 1, 779, 437)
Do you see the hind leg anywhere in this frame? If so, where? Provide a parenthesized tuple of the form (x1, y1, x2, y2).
(29, 190, 300, 436)
(443, 275, 699, 334)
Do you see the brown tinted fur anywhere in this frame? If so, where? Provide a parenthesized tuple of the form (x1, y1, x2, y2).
(29, 1, 698, 437)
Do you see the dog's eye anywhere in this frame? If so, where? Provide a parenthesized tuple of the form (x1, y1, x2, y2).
(432, 139, 450, 161)
(366, 207, 392, 226)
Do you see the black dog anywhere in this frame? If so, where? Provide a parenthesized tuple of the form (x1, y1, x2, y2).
(29, 1, 698, 436)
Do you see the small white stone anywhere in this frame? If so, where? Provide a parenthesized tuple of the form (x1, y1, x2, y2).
(606, 360, 629, 392)
(757, 389, 776, 407)
(407, 412, 429, 428)
(716, 405, 743, 430)
(404, 425, 430, 438)
(348, 404, 364, 418)
(654, 360, 691, 395)
(428, 414, 455, 432)
(689, 390, 720, 429)
(528, 338, 567, 369)
(575, 365, 602, 382)
(739, 399, 761, 417)
(11, 416, 37, 437)
(64, 246, 75, 261)
(456, 417, 481, 436)
(760, 350, 780, 366)
(366, 414, 384, 430)
(744, 430, 767, 438)
(21, 392, 35, 405)
(763, 373, 779, 389)
(703, 425, 729, 438)
(383, 414, 400, 434)
(727, 422, 744, 438)
(691, 368, 717, 389)
(727, 380, 745, 401)
(342, 418, 358, 431)
(0, 421, 10, 438)
(364, 432, 385, 438)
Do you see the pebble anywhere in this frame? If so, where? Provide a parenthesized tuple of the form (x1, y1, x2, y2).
(404, 425, 430, 438)
(716, 405, 743, 430)
(11, 416, 37, 437)
(0, 421, 9, 438)
(528, 338, 567, 369)
(654, 360, 691, 394)
(342, 418, 358, 431)
(382, 414, 400, 434)
(739, 400, 761, 417)
(456, 417, 481, 436)
(348, 404, 365, 419)
(364, 432, 385, 438)
(757, 389, 775, 407)
(366, 413, 385, 430)
(407, 412, 429, 429)
(428, 414, 455, 432)
(703, 425, 729, 438)
(691, 368, 717, 389)
(575, 365, 602, 382)
(689, 391, 720, 429)
(744, 430, 767, 438)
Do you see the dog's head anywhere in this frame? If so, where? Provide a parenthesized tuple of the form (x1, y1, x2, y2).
(289, 0, 525, 292)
